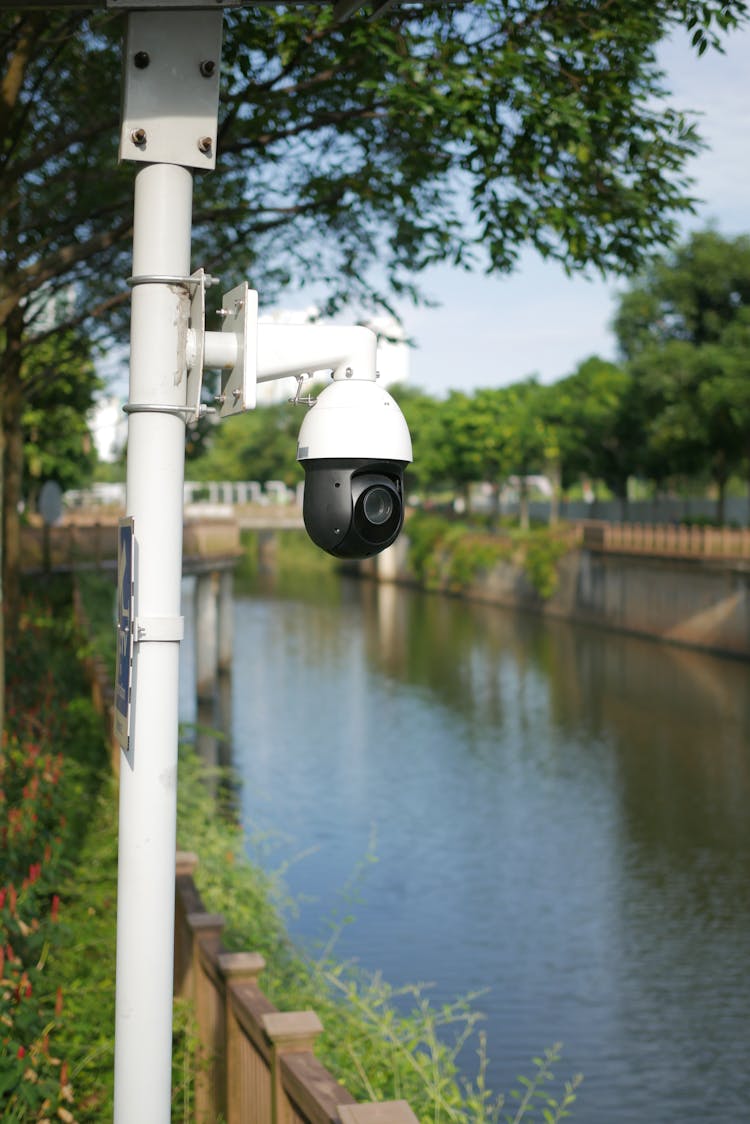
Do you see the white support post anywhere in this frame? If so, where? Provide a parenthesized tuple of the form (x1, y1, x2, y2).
(114, 162, 193, 1124)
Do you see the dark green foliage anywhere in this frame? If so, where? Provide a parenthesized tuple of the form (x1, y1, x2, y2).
(1, 580, 110, 1121)
(613, 230, 750, 519)
(22, 329, 101, 502)
(405, 511, 572, 599)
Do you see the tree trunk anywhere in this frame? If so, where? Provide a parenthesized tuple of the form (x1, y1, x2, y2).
(716, 476, 727, 526)
(2, 307, 25, 649)
(714, 451, 728, 526)
(548, 460, 561, 527)
(489, 480, 501, 529)
(519, 477, 530, 531)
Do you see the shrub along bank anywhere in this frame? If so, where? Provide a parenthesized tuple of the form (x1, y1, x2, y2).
(405, 512, 576, 601)
(1, 580, 109, 1121)
(2, 572, 581, 1121)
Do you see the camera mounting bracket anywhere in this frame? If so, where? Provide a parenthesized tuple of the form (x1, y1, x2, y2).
(186, 271, 259, 419)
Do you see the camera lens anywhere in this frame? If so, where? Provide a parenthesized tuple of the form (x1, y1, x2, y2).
(362, 486, 394, 525)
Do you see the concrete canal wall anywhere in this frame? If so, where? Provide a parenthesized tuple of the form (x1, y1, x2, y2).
(364, 536, 750, 660)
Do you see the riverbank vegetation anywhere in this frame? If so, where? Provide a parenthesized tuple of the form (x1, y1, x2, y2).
(1, 572, 582, 1119)
(1, 579, 109, 1120)
(405, 512, 575, 600)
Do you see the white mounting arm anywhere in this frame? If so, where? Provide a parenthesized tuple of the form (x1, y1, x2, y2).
(256, 323, 377, 384)
(187, 270, 377, 419)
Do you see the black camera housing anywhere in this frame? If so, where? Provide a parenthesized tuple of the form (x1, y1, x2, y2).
(301, 458, 407, 559)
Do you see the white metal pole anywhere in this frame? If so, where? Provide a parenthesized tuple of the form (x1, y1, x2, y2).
(114, 161, 193, 1124)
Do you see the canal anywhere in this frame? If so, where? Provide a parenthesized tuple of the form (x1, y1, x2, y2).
(181, 567, 750, 1123)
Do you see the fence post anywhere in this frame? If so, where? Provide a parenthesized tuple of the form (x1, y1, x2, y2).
(187, 911, 225, 1121)
(174, 852, 200, 999)
(219, 951, 266, 1124)
(263, 1011, 323, 1124)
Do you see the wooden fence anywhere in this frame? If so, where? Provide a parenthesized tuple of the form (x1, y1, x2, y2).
(174, 852, 417, 1124)
(581, 521, 750, 559)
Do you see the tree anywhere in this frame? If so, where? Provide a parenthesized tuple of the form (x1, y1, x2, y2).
(0, 1, 746, 705)
(549, 356, 637, 515)
(388, 385, 453, 499)
(614, 230, 750, 358)
(21, 330, 99, 511)
(485, 381, 553, 529)
(442, 389, 506, 511)
(613, 231, 750, 520)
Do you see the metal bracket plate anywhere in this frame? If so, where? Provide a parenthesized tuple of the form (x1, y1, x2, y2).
(119, 10, 223, 170)
(219, 282, 258, 416)
(187, 268, 207, 419)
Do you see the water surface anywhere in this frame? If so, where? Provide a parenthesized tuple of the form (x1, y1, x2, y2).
(181, 572, 750, 1122)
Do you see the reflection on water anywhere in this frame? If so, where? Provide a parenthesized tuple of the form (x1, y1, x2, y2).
(180, 572, 750, 1123)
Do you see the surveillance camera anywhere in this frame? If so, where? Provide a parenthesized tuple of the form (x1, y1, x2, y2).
(296, 380, 413, 559)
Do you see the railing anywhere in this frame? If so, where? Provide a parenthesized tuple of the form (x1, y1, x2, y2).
(63, 479, 303, 510)
(582, 521, 750, 559)
(174, 852, 417, 1124)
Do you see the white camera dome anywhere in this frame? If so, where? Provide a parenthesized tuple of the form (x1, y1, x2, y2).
(295, 379, 412, 559)
(296, 380, 412, 463)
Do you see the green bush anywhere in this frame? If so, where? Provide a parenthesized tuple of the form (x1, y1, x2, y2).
(406, 513, 573, 600)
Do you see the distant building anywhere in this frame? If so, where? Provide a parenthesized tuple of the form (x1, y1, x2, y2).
(89, 394, 127, 462)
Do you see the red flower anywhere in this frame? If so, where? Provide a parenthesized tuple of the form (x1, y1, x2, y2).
(51, 894, 60, 922)
(17, 1045, 25, 1060)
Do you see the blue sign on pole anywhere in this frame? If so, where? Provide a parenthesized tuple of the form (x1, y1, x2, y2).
(115, 518, 134, 752)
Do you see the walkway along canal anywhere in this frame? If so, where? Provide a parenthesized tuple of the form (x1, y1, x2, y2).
(181, 559, 750, 1124)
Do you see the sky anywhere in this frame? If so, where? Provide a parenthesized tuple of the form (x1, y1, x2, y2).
(392, 21, 750, 398)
